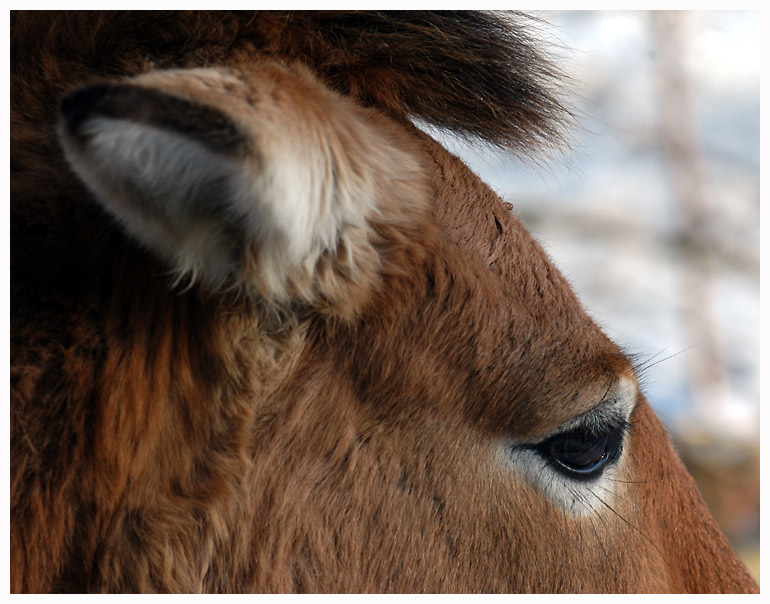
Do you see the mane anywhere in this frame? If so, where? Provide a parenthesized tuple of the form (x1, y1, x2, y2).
(11, 10, 570, 154)
(289, 11, 571, 153)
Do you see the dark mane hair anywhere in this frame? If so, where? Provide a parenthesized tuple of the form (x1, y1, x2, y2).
(11, 10, 570, 153)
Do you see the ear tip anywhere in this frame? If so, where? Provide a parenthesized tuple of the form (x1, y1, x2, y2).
(59, 84, 110, 137)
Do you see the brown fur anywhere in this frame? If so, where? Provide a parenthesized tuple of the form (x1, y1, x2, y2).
(10, 11, 757, 593)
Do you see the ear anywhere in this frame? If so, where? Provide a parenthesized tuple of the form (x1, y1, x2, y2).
(57, 64, 429, 309)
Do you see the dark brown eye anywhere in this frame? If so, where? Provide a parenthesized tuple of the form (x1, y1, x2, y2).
(530, 422, 625, 481)
(548, 432, 609, 474)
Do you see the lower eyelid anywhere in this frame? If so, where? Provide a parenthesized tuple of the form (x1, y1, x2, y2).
(500, 445, 621, 516)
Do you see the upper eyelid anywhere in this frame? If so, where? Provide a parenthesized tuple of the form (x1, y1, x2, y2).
(554, 400, 630, 438)
(560, 376, 637, 436)
(514, 378, 638, 447)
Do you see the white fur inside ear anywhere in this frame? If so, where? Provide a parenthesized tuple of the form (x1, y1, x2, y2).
(60, 116, 246, 289)
(60, 113, 377, 296)
(229, 137, 372, 273)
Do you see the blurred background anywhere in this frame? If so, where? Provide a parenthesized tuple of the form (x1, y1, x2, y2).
(432, 10, 760, 581)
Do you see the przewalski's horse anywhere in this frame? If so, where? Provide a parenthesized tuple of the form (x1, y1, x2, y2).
(10, 11, 758, 593)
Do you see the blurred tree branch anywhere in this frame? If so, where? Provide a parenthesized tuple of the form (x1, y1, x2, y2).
(651, 11, 732, 430)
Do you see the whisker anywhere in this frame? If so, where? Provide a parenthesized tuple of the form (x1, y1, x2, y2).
(606, 478, 660, 485)
(630, 347, 670, 372)
(631, 347, 694, 377)
(570, 486, 609, 560)
(591, 484, 645, 521)
(588, 487, 662, 558)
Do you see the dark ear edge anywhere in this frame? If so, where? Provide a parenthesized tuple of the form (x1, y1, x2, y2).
(59, 83, 249, 156)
